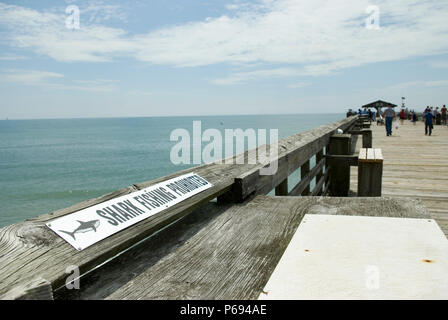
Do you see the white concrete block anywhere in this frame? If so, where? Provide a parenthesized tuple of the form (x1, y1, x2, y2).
(259, 214, 448, 300)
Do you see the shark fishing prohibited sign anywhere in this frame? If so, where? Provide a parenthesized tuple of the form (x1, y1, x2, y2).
(47, 173, 213, 251)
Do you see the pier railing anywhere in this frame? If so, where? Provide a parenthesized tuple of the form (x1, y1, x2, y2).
(0, 115, 366, 299)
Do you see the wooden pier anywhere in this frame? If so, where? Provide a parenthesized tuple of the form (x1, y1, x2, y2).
(350, 120, 448, 236)
(0, 114, 447, 300)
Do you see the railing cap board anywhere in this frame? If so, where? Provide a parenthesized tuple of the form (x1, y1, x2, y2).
(358, 148, 383, 163)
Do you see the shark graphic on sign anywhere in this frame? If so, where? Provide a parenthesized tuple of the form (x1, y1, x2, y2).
(59, 220, 100, 240)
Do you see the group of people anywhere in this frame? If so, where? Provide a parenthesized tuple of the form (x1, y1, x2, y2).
(380, 104, 447, 137)
(357, 108, 376, 121)
(422, 105, 447, 136)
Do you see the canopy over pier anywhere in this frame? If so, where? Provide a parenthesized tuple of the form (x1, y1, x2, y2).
(362, 100, 398, 113)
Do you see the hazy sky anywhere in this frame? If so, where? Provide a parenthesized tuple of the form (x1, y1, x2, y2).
(0, 0, 447, 119)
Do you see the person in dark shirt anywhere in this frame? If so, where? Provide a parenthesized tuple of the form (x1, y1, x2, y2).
(424, 110, 435, 136)
(412, 112, 417, 125)
(442, 105, 447, 125)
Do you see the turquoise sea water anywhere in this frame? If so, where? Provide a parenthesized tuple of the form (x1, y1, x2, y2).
(0, 113, 344, 228)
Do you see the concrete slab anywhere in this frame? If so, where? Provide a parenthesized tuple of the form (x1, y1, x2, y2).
(259, 214, 448, 300)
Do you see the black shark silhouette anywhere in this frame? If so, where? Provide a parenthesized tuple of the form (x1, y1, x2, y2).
(59, 220, 100, 240)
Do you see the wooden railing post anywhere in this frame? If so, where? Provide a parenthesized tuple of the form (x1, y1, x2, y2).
(362, 129, 373, 148)
(328, 134, 351, 197)
(358, 148, 383, 197)
(348, 129, 372, 150)
(300, 160, 310, 196)
(275, 178, 288, 196)
(315, 150, 324, 195)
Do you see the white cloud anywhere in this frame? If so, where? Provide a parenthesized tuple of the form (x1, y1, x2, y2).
(428, 61, 448, 69)
(0, 69, 118, 92)
(0, 3, 132, 62)
(288, 82, 311, 89)
(82, 2, 128, 24)
(0, 55, 28, 61)
(212, 68, 301, 85)
(1, 0, 448, 82)
(390, 80, 448, 90)
(62, 79, 119, 92)
(0, 69, 64, 85)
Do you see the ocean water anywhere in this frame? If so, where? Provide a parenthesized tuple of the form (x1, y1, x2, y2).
(0, 113, 344, 228)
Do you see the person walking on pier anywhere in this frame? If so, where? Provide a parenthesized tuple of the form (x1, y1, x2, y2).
(424, 109, 435, 136)
(382, 106, 396, 136)
(412, 111, 417, 125)
(399, 108, 406, 125)
(442, 105, 447, 125)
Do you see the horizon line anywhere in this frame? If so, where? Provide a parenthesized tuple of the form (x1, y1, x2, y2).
(0, 111, 346, 121)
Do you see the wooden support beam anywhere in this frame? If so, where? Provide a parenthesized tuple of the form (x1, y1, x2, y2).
(328, 134, 351, 197)
(325, 154, 359, 167)
(275, 178, 288, 196)
(315, 150, 324, 195)
(300, 160, 311, 196)
(362, 130, 372, 148)
(311, 169, 329, 196)
(323, 174, 331, 195)
(358, 148, 383, 197)
(348, 129, 372, 148)
(289, 158, 325, 196)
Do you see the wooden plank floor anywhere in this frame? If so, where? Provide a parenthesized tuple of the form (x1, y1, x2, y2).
(351, 120, 448, 235)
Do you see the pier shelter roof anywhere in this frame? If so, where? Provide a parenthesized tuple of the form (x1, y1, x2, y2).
(362, 100, 397, 112)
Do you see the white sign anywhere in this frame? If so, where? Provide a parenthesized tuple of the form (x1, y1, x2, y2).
(47, 173, 213, 251)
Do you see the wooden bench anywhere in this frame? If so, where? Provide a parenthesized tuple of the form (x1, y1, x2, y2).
(358, 148, 383, 197)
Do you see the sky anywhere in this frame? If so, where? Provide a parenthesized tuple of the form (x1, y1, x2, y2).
(0, 0, 447, 119)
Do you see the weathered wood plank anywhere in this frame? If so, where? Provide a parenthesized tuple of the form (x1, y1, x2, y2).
(325, 154, 358, 167)
(374, 148, 383, 161)
(1, 278, 53, 300)
(358, 148, 383, 163)
(367, 148, 375, 161)
(54, 196, 430, 300)
(359, 148, 367, 160)
(311, 169, 329, 196)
